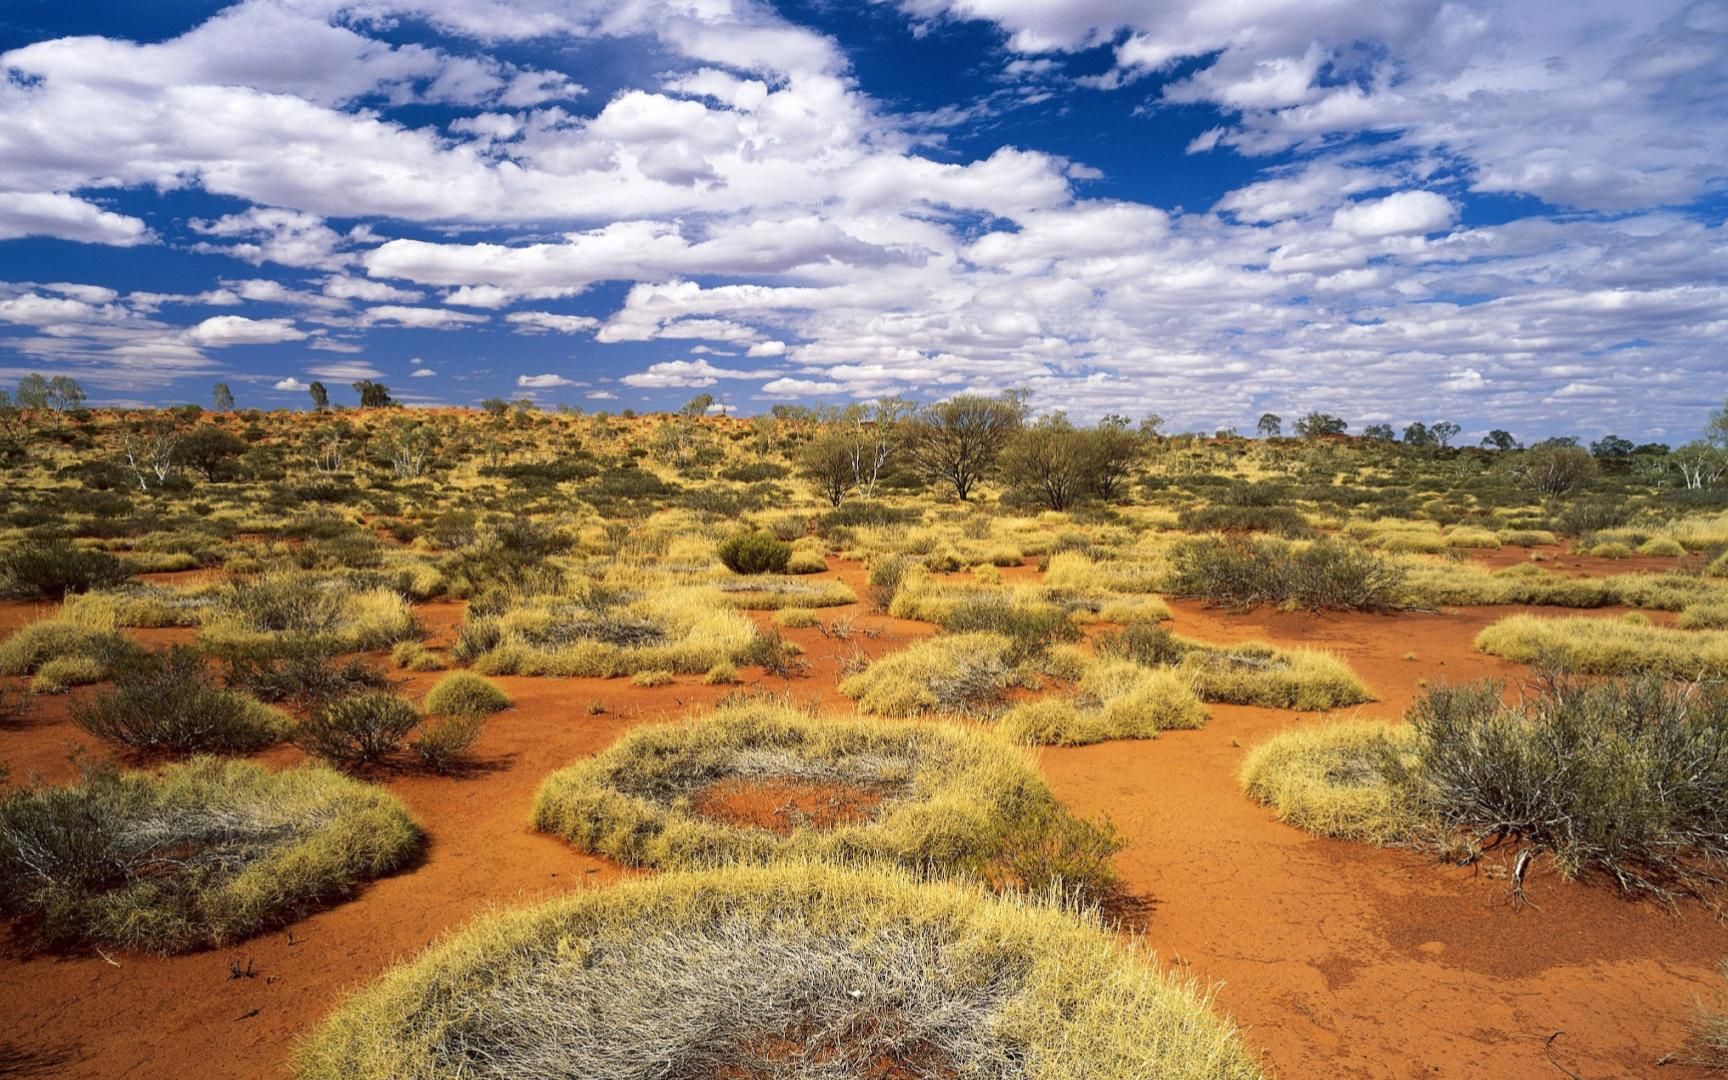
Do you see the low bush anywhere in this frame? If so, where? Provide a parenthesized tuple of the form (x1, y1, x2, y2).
(716, 531, 791, 574)
(1168, 536, 1405, 612)
(0, 757, 420, 952)
(294, 693, 422, 767)
(72, 646, 286, 754)
(457, 588, 758, 678)
(296, 864, 1260, 1080)
(1240, 722, 1415, 842)
(0, 542, 132, 600)
(216, 635, 393, 704)
(1177, 504, 1313, 537)
(420, 672, 510, 718)
(1244, 674, 1728, 902)
(408, 715, 484, 775)
(867, 553, 911, 611)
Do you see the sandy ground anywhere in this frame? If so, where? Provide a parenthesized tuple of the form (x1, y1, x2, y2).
(2, 556, 1725, 1078)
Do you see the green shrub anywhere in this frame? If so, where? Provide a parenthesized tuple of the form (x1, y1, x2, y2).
(421, 672, 510, 718)
(1246, 674, 1728, 902)
(72, 646, 286, 754)
(716, 531, 791, 574)
(295, 693, 422, 767)
(408, 715, 484, 775)
(215, 636, 392, 704)
(0, 542, 131, 600)
(867, 553, 911, 611)
(1168, 536, 1405, 612)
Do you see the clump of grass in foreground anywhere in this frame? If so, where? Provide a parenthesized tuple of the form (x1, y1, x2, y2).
(73, 646, 287, 754)
(0, 757, 420, 953)
(295, 864, 1262, 1080)
(1475, 614, 1728, 677)
(838, 632, 1023, 716)
(1242, 674, 1728, 902)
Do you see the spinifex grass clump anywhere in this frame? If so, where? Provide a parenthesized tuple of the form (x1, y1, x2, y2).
(1475, 614, 1728, 677)
(534, 701, 1120, 898)
(1096, 622, 1373, 711)
(838, 632, 1024, 717)
(1242, 674, 1728, 902)
(453, 587, 758, 677)
(0, 757, 420, 952)
(296, 864, 1262, 1080)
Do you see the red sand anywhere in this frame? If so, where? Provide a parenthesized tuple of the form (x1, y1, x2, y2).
(691, 776, 890, 833)
(2, 561, 1726, 1078)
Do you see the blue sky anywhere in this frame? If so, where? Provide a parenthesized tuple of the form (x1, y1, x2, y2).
(1, 0, 1724, 440)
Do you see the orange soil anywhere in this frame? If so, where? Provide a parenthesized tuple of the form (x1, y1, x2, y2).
(1, 559, 1726, 1078)
(691, 776, 891, 833)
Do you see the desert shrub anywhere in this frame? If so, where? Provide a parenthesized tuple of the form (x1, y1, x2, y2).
(1168, 536, 1405, 612)
(216, 635, 393, 704)
(296, 864, 1260, 1080)
(294, 693, 422, 767)
(772, 606, 819, 627)
(1390, 675, 1728, 898)
(935, 592, 1081, 663)
(0, 757, 419, 952)
(1675, 966, 1728, 1070)
(1246, 674, 1728, 901)
(534, 702, 1120, 896)
(1681, 603, 1728, 630)
(421, 672, 511, 718)
(840, 633, 1020, 717)
(1638, 536, 1687, 557)
(0, 542, 131, 600)
(1177, 504, 1312, 537)
(201, 574, 416, 654)
(716, 531, 791, 574)
(1551, 496, 1630, 536)
(630, 669, 675, 687)
(1475, 614, 1728, 677)
(72, 646, 286, 754)
(408, 715, 484, 775)
(390, 640, 445, 671)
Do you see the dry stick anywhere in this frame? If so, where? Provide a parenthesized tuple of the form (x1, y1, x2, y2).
(1511, 847, 1540, 909)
